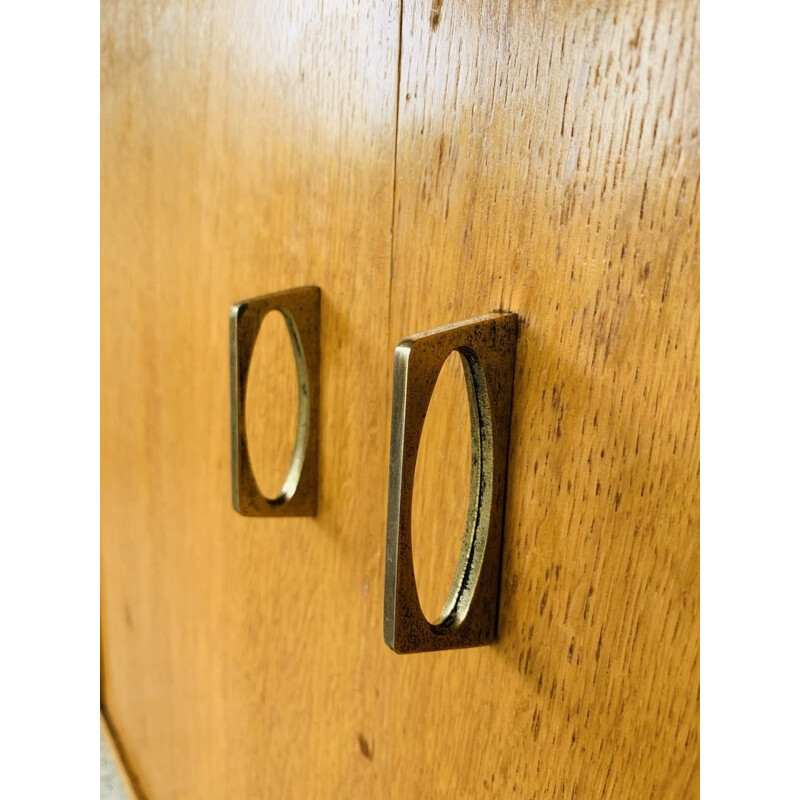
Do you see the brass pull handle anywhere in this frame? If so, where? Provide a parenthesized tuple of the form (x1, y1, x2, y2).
(383, 312, 518, 653)
(229, 286, 320, 517)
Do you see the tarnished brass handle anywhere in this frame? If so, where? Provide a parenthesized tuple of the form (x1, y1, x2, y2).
(229, 286, 320, 517)
(383, 312, 518, 653)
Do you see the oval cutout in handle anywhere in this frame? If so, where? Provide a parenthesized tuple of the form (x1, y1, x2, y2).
(411, 350, 473, 623)
(245, 310, 301, 501)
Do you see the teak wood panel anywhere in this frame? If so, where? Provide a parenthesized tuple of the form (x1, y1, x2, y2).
(389, 0, 699, 796)
(100, 0, 399, 796)
(101, 0, 699, 798)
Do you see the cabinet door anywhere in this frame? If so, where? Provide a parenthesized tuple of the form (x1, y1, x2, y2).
(101, 0, 699, 797)
(382, 1, 699, 796)
(101, 0, 399, 796)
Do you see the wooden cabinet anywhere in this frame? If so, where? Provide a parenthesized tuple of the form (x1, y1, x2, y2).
(101, 0, 698, 796)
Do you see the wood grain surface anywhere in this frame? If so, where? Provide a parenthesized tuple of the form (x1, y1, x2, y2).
(101, 0, 399, 795)
(388, 0, 699, 795)
(101, 0, 699, 797)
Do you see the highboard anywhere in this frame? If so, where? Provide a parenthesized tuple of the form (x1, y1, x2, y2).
(101, 1, 699, 796)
